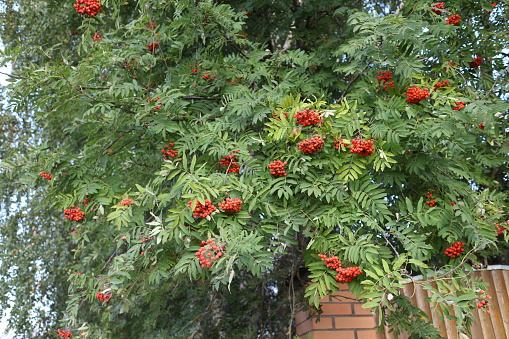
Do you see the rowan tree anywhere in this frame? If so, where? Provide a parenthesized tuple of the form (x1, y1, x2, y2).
(0, 0, 508, 338)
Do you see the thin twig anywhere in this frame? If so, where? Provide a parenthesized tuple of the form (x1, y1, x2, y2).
(0, 71, 26, 79)
(339, 63, 370, 101)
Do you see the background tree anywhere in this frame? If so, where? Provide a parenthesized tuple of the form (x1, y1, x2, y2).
(0, 0, 508, 338)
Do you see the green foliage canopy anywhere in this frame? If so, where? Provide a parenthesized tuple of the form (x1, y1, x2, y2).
(0, 0, 508, 338)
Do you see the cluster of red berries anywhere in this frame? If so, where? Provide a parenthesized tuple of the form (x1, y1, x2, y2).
(64, 206, 85, 221)
(444, 242, 465, 258)
(148, 96, 161, 106)
(431, 2, 445, 15)
(476, 290, 491, 313)
(229, 77, 243, 85)
(495, 222, 507, 236)
(477, 299, 489, 310)
(58, 329, 73, 338)
(162, 142, 178, 159)
(333, 137, 349, 150)
(383, 81, 395, 91)
(188, 199, 217, 219)
(377, 71, 394, 90)
(127, 57, 139, 69)
(335, 266, 363, 283)
(433, 80, 450, 91)
(444, 61, 458, 71)
(218, 198, 243, 213)
(196, 239, 224, 268)
(93, 31, 102, 41)
(426, 199, 436, 207)
(350, 138, 374, 156)
(219, 152, 241, 173)
(40, 171, 52, 180)
(318, 254, 342, 270)
(294, 108, 322, 126)
(268, 160, 288, 177)
(73, 0, 102, 17)
(425, 192, 436, 207)
(119, 198, 133, 206)
(478, 118, 489, 130)
(272, 111, 289, 120)
(404, 86, 430, 104)
(318, 254, 362, 283)
(190, 63, 199, 75)
(96, 291, 112, 303)
(146, 42, 159, 51)
(469, 57, 483, 68)
(446, 14, 461, 26)
(377, 70, 392, 82)
(202, 72, 216, 81)
(146, 22, 157, 29)
(453, 102, 465, 110)
(298, 135, 324, 154)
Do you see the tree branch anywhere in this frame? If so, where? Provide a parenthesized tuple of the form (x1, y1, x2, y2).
(394, 2, 405, 15)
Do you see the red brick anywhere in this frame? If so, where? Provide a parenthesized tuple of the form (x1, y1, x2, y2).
(319, 295, 332, 303)
(357, 329, 378, 339)
(354, 303, 374, 315)
(320, 303, 352, 316)
(312, 317, 333, 330)
(295, 310, 310, 325)
(334, 316, 376, 329)
(296, 319, 312, 336)
(313, 330, 355, 339)
(337, 283, 350, 291)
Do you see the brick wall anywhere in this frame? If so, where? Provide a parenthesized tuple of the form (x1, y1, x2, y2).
(295, 283, 381, 339)
(295, 267, 509, 339)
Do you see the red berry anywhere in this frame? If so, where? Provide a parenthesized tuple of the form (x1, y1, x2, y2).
(58, 329, 73, 338)
(318, 254, 342, 270)
(294, 108, 322, 126)
(162, 141, 178, 159)
(298, 135, 324, 154)
(146, 42, 159, 51)
(219, 152, 241, 173)
(268, 160, 288, 177)
(444, 242, 465, 258)
(431, 2, 445, 15)
(377, 71, 395, 90)
(453, 102, 465, 110)
(335, 266, 362, 283)
(95, 291, 112, 303)
(196, 239, 225, 268)
(433, 80, 450, 91)
(188, 199, 217, 219)
(469, 57, 483, 68)
(333, 137, 349, 150)
(39, 171, 53, 180)
(218, 198, 243, 213)
(64, 206, 85, 221)
(350, 138, 374, 156)
(73, 0, 102, 17)
(119, 198, 133, 206)
(404, 86, 430, 104)
(446, 14, 461, 26)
